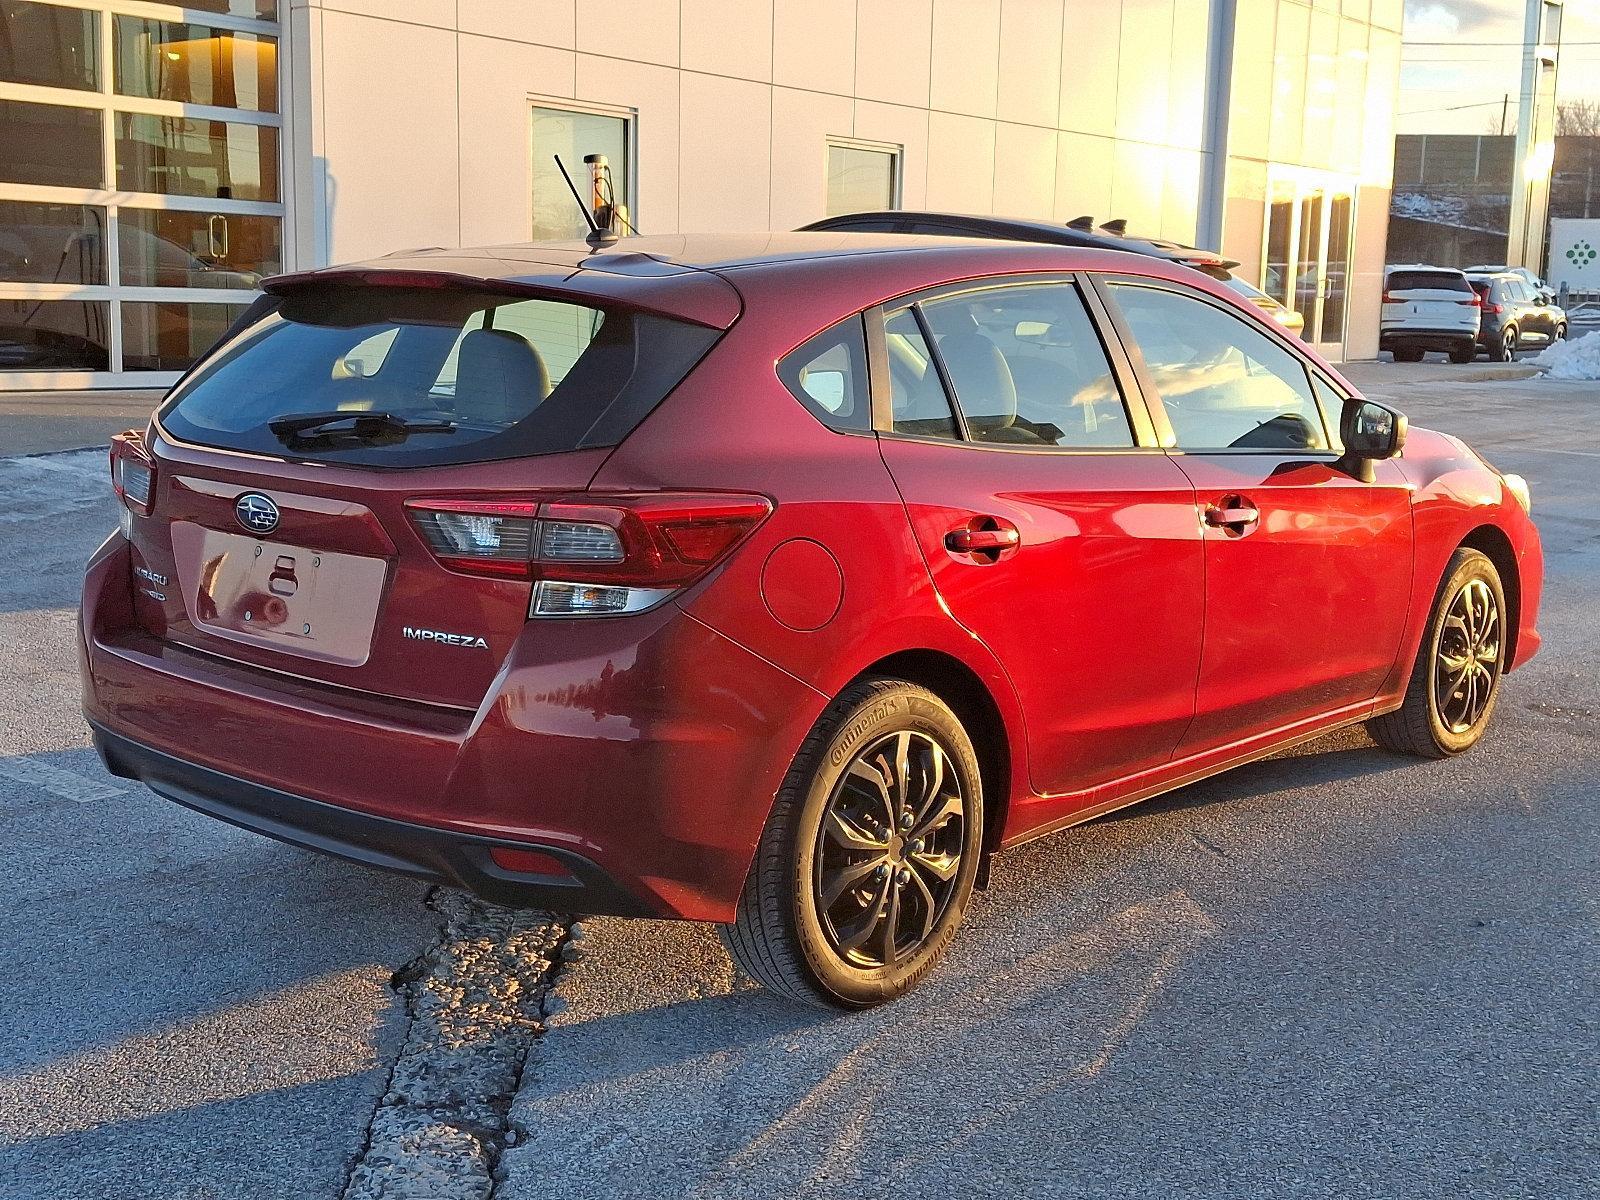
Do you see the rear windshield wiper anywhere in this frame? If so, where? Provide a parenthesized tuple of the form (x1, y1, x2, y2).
(268, 410, 457, 447)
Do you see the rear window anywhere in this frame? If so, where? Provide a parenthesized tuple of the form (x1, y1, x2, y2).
(157, 287, 720, 467)
(1386, 270, 1471, 294)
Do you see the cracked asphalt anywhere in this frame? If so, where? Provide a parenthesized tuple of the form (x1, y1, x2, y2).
(2, 365, 1596, 1199)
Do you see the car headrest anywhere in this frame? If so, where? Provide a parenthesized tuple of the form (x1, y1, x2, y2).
(937, 332, 1017, 432)
(453, 328, 549, 427)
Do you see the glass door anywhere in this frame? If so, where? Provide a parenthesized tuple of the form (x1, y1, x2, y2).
(1261, 170, 1357, 355)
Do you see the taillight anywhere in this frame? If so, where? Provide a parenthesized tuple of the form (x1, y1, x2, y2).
(1483, 302, 1503, 315)
(109, 430, 155, 517)
(1459, 295, 1482, 307)
(405, 492, 772, 617)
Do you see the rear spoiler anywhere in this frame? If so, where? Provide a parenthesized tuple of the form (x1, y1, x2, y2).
(261, 264, 742, 329)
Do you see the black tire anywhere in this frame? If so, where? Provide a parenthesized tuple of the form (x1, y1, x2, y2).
(1448, 344, 1475, 364)
(1368, 548, 1507, 758)
(720, 677, 984, 1009)
(1489, 325, 1517, 362)
(1554, 322, 1567, 341)
(1392, 347, 1425, 363)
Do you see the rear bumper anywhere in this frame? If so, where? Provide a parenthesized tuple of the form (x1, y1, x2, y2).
(1380, 328, 1477, 351)
(92, 721, 647, 913)
(80, 534, 828, 922)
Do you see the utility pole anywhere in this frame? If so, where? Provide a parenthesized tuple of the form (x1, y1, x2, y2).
(1507, 0, 1562, 274)
(1501, 92, 1510, 137)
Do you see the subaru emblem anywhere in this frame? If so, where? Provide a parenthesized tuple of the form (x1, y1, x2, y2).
(235, 492, 280, 535)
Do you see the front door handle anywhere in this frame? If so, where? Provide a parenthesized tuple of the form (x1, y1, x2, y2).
(1203, 496, 1260, 535)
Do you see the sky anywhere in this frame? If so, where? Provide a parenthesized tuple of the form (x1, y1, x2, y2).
(1398, 0, 1600, 135)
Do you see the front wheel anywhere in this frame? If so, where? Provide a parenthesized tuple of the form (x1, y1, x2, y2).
(721, 678, 984, 1008)
(1554, 322, 1567, 341)
(1368, 548, 1507, 758)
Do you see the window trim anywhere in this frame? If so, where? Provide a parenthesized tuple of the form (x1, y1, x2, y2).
(775, 313, 875, 436)
(862, 272, 1164, 455)
(1087, 272, 1342, 458)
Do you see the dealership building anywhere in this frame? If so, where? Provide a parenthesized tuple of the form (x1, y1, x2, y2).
(0, 0, 1403, 390)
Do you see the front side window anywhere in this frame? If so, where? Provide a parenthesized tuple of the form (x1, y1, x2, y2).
(917, 283, 1134, 448)
(1108, 283, 1329, 452)
(777, 317, 871, 432)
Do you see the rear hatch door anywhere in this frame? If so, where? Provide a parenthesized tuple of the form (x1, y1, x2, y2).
(125, 270, 732, 710)
(1384, 269, 1478, 330)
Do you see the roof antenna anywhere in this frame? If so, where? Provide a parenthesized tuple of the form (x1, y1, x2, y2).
(553, 154, 618, 250)
(1067, 215, 1096, 231)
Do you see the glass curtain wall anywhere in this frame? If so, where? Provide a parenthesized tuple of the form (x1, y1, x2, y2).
(0, 0, 281, 383)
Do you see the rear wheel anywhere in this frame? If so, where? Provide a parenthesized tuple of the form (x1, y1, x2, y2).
(1368, 548, 1507, 758)
(721, 677, 983, 1008)
(1392, 347, 1425, 363)
(1489, 325, 1517, 361)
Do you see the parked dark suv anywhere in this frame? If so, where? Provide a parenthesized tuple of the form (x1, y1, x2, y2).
(1465, 273, 1567, 362)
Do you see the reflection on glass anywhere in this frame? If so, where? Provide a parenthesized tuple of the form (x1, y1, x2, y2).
(531, 107, 628, 240)
(1320, 192, 1353, 345)
(0, 201, 106, 284)
(115, 17, 277, 112)
(118, 209, 280, 288)
(0, 1, 98, 90)
(1294, 189, 1324, 338)
(115, 113, 278, 200)
(826, 145, 897, 216)
(0, 99, 101, 188)
(0, 299, 110, 370)
(182, 0, 277, 19)
(1264, 178, 1295, 308)
(122, 301, 247, 371)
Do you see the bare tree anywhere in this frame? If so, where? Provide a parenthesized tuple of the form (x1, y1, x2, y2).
(1556, 99, 1600, 137)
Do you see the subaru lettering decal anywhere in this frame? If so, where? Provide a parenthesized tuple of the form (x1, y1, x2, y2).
(235, 492, 280, 535)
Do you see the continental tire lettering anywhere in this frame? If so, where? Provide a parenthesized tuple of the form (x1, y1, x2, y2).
(829, 698, 900, 767)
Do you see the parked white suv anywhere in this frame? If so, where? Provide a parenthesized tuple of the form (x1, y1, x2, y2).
(1381, 266, 1481, 363)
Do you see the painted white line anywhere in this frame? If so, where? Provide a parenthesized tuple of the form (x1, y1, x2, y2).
(0, 756, 125, 804)
(1503, 446, 1600, 458)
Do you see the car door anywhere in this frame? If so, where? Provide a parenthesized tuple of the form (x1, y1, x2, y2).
(1098, 276, 1413, 752)
(872, 277, 1205, 800)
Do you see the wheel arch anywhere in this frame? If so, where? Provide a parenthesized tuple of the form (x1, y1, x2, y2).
(851, 648, 1014, 876)
(1459, 523, 1521, 665)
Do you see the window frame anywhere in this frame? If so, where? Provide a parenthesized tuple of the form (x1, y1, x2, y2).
(823, 136, 902, 218)
(1087, 272, 1343, 458)
(863, 272, 1163, 455)
(528, 95, 637, 242)
(775, 313, 875, 436)
(0, 0, 286, 388)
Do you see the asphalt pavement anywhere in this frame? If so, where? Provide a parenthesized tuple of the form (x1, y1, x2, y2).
(1, 366, 1596, 1199)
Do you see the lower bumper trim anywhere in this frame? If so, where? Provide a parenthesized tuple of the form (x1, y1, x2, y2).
(90, 721, 650, 916)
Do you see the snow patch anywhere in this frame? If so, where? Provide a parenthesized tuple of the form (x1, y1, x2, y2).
(1532, 331, 1600, 380)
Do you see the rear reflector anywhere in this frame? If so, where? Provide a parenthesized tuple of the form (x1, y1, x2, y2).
(488, 846, 576, 878)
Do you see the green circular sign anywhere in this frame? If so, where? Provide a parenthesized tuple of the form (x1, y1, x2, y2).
(1566, 239, 1597, 270)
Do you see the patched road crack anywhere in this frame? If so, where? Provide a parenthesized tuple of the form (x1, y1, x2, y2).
(339, 889, 573, 1200)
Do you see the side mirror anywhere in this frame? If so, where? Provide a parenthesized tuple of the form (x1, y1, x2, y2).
(1339, 399, 1407, 482)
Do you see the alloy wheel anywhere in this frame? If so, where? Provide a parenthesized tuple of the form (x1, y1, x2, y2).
(1434, 578, 1501, 734)
(813, 729, 966, 969)
(1502, 328, 1517, 358)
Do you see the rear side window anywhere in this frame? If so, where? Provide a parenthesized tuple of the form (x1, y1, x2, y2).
(1386, 270, 1471, 294)
(777, 317, 871, 432)
(884, 307, 960, 439)
(917, 282, 1134, 448)
(1109, 283, 1328, 452)
(158, 287, 719, 467)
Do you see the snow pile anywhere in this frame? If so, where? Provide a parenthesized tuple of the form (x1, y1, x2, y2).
(1532, 330, 1600, 380)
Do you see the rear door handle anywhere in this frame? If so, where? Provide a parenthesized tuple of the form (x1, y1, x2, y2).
(945, 527, 1020, 553)
(1203, 496, 1260, 534)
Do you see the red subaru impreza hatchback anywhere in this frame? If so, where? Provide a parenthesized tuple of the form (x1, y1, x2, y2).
(83, 234, 1543, 1008)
